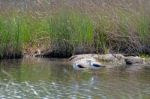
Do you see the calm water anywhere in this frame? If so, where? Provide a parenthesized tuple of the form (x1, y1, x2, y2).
(0, 57, 150, 99)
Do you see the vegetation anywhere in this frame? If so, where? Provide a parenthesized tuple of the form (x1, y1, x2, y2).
(0, 0, 150, 58)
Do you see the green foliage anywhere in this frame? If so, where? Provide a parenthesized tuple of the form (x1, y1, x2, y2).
(0, 16, 22, 58)
(48, 11, 94, 45)
(47, 11, 94, 55)
(137, 16, 150, 44)
(94, 15, 111, 53)
(0, 1, 150, 58)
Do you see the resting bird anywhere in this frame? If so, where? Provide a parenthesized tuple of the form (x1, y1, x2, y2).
(73, 59, 90, 70)
(87, 60, 103, 69)
(72, 58, 104, 70)
(73, 63, 87, 70)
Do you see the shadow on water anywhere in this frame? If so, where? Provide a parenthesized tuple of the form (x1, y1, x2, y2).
(0, 57, 72, 82)
(0, 57, 104, 84)
(0, 59, 22, 81)
(0, 57, 149, 98)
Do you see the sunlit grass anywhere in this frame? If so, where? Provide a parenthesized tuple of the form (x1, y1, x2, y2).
(0, 0, 150, 58)
(48, 11, 94, 51)
(0, 16, 22, 58)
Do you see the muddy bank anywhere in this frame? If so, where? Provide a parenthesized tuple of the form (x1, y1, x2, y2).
(1, 48, 150, 70)
(30, 41, 150, 59)
(0, 51, 23, 59)
(23, 46, 150, 68)
(0, 44, 150, 69)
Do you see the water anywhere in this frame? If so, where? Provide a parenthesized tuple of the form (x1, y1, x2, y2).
(0, 57, 150, 99)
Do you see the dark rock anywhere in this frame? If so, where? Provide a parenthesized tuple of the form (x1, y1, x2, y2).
(125, 56, 144, 65)
(125, 59, 133, 65)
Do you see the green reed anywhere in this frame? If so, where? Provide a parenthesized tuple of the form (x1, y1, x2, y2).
(0, 0, 150, 58)
(47, 11, 94, 54)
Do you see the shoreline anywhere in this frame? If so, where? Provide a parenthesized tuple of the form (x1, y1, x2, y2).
(0, 0, 150, 63)
(0, 51, 150, 71)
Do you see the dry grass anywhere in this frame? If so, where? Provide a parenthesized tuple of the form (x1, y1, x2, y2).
(0, 0, 150, 58)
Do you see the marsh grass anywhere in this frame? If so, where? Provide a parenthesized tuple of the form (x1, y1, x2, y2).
(47, 11, 95, 55)
(0, 16, 23, 58)
(0, 0, 150, 58)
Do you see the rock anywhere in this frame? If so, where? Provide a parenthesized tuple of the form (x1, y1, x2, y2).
(70, 54, 148, 68)
(96, 54, 124, 62)
(70, 54, 126, 68)
(70, 54, 124, 62)
(124, 56, 145, 65)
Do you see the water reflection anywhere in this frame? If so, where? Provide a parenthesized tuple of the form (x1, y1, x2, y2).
(0, 57, 149, 99)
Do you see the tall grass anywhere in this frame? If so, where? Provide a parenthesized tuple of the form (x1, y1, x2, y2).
(0, 0, 150, 58)
(48, 11, 94, 54)
(0, 16, 22, 58)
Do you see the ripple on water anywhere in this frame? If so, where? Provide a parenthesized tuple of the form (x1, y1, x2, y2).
(0, 58, 149, 99)
(0, 79, 149, 99)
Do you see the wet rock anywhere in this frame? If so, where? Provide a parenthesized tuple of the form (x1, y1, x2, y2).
(125, 56, 144, 65)
(70, 54, 148, 68)
(96, 54, 125, 62)
(70, 54, 126, 68)
(70, 54, 124, 62)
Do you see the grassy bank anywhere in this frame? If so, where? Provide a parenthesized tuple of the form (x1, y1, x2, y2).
(0, 0, 150, 58)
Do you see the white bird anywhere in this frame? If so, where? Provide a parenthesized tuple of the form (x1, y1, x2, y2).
(73, 59, 90, 70)
(73, 58, 104, 70)
(73, 63, 88, 70)
(87, 60, 104, 69)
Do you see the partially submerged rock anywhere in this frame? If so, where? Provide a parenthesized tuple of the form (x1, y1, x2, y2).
(124, 56, 144, 65)
(70, 54, 145, 68)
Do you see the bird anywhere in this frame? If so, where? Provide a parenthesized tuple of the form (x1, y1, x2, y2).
(73, 63, 87, 70)
(87, 60, 104, 69)
(73, 60, 90, 70)
(72, 58, 104, 70)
